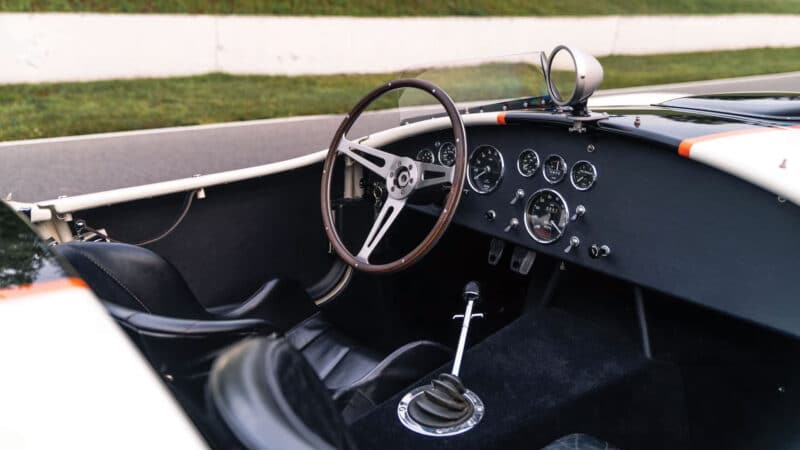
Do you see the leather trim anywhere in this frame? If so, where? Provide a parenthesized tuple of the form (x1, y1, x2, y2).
(213, 278, 317, 330)
(209, 336, 356, 450)
(69, 246, 152, 312)
(333, 340, 452, 423)
(105, 303, 269, 336)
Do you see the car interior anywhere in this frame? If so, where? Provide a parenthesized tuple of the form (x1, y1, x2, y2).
(46, 47, 800, 449)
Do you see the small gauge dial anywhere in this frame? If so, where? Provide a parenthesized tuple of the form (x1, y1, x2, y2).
(543, 155, 567, 184)
(416, 148, 435, 163)
(467, 145, 504, 194)
(570, 160, 597, 191)
(516, 149, 540, 177)
(524, 188, 569, 244)
(438, 142, 456, 167)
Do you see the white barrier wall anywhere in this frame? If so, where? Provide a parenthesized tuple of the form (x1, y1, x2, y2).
(2, 13, 800, 83)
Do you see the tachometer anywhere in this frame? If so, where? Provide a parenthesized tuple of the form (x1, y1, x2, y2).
(438, 142, 456, 167)
(542, 154, 567, 184)
(468, 145, 504, 194)
(524, 188, 569, 244)
(570, 160, 597, 191)
(517, 149, 540, 177)
(416, 148, 435, 163)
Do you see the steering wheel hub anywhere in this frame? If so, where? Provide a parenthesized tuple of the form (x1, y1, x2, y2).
(387, 158, 419, 199)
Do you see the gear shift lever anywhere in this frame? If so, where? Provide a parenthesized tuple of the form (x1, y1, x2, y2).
(398, 281, 485, 436)
(451, 281, 484, 377)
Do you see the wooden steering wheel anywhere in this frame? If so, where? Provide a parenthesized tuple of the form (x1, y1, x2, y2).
(320, 79, 467, 274)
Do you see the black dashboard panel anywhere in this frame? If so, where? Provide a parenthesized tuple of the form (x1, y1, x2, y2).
(383, 122, 800, 337)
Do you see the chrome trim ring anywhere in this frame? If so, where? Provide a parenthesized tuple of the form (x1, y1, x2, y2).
(516, 148, 540, 178)
(542, 154, 567, 184)
(437, 141, 456, 167)
(397, 386, 484, 437)
(570, 160, 598, 191)
(524, 188, 570, 244)
(467, 144, 505, 194)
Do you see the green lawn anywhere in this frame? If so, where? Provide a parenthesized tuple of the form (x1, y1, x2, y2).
(2, 0, 800, 15)
(2, 47, 800, 142)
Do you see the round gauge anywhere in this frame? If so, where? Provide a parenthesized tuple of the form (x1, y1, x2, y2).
(416, 148, 435, 163)
(438, 142, 456, 167)
(524, 188, 570, 244)
(570, 160, 597, 191)
(467, 145, 504, 194)
(542, 154, 567, 184)
(516, 149, 540, 177)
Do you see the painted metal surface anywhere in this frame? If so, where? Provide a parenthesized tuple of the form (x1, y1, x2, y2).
(0, 203, 207, 448)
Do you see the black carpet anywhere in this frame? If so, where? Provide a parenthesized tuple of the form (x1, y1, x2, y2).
(351, 308, 690, 450)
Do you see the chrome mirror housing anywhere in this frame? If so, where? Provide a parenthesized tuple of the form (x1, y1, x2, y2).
(543, 45, 604, 116)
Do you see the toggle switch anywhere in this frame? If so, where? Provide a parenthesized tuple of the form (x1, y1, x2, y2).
(570, 204, 586, 221)
(563, 236, 580, 253)
(510, 188, 526, 205)
(504, 217, 520, 232)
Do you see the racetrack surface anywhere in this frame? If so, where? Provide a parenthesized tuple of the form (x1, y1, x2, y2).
(2, 72, 799, 202)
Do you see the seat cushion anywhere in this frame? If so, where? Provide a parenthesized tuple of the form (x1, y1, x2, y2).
(209, 336, 358, 450)
(55, 242, 209, 319)
(287, 314, 452, 422)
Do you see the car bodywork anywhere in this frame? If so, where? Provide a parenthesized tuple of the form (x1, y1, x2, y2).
(3, 57, 800, 449)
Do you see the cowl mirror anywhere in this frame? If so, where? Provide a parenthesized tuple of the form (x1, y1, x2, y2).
(544, 45, 604, 115)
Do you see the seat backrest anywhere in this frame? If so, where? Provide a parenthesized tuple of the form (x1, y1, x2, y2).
(54, 242, 209, 319)
(208, 336, 358, 450)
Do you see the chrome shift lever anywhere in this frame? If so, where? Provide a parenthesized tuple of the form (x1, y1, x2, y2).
(398, 281, 486, 436)
(451, 281, 484, 377)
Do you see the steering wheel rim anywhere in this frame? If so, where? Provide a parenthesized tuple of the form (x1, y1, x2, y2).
(320, 78, 467, 274)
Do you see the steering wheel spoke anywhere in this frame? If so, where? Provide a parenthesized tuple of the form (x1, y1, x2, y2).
(322, 78, 466, 273)
(415, 161, 454, 189)
(337, 139, 399, 179)
(356, 196, 406, 263)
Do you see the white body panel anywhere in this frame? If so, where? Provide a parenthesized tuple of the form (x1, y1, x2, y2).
(685, 127, 800, 205)
(0, 285, 207, 449)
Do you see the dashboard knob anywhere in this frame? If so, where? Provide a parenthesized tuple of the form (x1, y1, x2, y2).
(563, 236, 580, 253)
(570, 204, 586, 221)
(589, 244, 611, 258)
(510, 188, 526, 205)
(504, 217, 519, 232)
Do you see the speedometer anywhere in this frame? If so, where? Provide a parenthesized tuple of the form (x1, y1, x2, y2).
(524, 188, 569, 244)
(467, 145, 504, 194)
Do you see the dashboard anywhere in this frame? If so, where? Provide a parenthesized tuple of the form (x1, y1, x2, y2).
(378, 120, 800, 338)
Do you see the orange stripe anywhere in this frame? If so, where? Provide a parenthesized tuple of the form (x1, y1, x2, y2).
(677, 127, 777, 158)
(497, 112, 507, 125)
(0, 277, 87, 300)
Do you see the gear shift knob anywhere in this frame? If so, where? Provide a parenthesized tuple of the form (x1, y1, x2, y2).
(463, 281, 481, 304)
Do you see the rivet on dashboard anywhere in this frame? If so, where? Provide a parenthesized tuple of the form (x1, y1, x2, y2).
(587, 144, 596, 153)
(778, 196, 787, 203)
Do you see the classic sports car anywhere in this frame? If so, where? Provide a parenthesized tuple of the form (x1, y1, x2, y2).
(2, 46, 800, 449)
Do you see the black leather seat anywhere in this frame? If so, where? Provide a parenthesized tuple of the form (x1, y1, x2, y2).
(55, 241, 451, 420)
(210, 336, 620, 450)
(210, 336, 358, 450)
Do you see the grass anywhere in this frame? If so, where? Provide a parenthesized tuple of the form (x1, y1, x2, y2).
(2, 47, 800, 141)
(2, 0, 800, 16)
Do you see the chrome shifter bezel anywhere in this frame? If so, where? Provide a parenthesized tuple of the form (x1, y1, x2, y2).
(397, 386, 484, 437)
